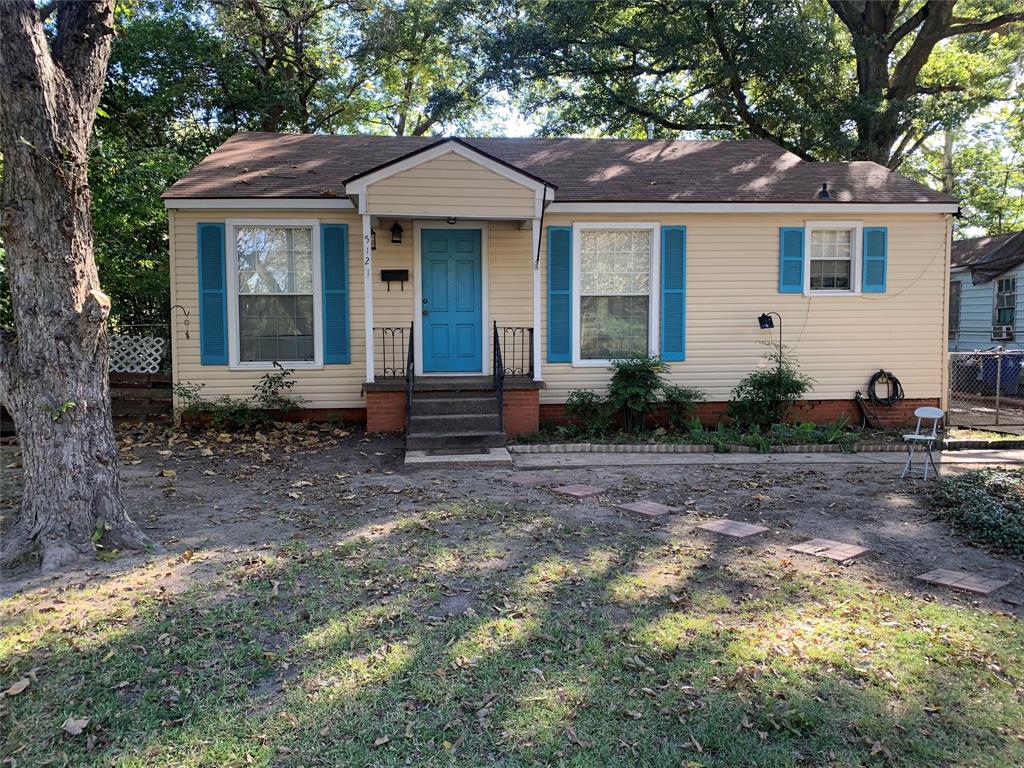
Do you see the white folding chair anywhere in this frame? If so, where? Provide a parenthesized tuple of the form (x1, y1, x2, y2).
(901, 406, 944, 480)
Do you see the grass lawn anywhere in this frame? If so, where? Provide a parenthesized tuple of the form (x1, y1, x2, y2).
(3, 491, 1023, 767)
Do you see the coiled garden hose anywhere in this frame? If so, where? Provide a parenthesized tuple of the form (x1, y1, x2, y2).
(867, 369, 905, 407)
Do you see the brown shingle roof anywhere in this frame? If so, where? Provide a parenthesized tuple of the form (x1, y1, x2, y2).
(163, 132, 956, 205)
(952, 230, 1024, 284)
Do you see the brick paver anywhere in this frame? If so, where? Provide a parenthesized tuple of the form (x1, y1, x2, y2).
(788, 538, 871, 563)
(915, 568, 1010, 596)
(551, 484, 606, 499)
(695, 519, 769, 538)
(616, 500, 679, 518)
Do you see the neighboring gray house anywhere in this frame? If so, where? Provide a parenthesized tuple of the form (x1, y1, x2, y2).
(949, 230, 1024, 351)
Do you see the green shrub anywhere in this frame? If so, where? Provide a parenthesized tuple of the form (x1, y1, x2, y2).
(662, 384, 705, 430)
(173, 364, 305, 431)
(930, 469, 1024, 556)
(565, 389, 614, 436)
(607, 355, 669, 433)
(726, 349, 814, 431)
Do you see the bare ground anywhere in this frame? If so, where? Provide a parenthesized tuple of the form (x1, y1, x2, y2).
(1, 422, 1021, 613)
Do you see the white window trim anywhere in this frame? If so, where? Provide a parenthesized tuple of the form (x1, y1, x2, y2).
(225, 218, 323, 370)
(803, 220, 863, 297)
(571, 222, 661, 367)
(993, 276, 1017, 329)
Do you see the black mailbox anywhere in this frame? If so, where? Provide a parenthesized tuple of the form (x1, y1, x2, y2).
(380, 269, 409, 290)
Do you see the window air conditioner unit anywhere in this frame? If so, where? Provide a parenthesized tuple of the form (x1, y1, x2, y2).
(992, 325, 1014, 341)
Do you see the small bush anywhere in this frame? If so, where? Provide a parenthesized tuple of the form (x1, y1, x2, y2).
(607, 355, 669, 433)
(727, 349, 814, 431)
(930, 469, 1024, 556)
(662, 384, 704, 430)
(565, 389, 614, 436)
(174, 364, 306, 431)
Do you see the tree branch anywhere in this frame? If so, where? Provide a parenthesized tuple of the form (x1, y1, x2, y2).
(943, 11, 1024, 38)
(887, 2, 932, 51)
(52, 0, 116, 103)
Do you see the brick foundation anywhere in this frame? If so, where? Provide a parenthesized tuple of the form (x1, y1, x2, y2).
(540, 397, 941, 430)
(366, 390, 407, 433)
(502, 389, 540, 437)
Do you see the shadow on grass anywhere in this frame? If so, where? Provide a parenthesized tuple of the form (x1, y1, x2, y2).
(2, 496, 1022, 767)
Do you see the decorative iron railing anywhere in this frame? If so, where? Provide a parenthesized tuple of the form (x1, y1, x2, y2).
(375, 326, 408, 378)
(493, 322, 504, 431)
(496, 326, 534, 378)
(405, 322, 415, 426)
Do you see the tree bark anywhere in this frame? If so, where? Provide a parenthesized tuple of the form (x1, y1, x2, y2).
(0, 0, 154, 571)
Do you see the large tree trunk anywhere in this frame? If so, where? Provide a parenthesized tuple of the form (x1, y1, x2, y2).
(0, 0, 153, 571)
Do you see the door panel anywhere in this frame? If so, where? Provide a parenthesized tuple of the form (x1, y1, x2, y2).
(422, 230, 482, 372)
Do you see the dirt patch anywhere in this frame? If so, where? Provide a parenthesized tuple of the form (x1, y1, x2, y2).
(2, 423, 1022, 613)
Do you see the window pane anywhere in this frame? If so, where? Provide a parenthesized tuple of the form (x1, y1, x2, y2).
(239, 295, 314, 362)
(810, 229, 851, 260)
(237, 226, 313, 294)
(809, 259, 851, 290)
(580, 296, 648, 360)
(579, 229, 650, 294)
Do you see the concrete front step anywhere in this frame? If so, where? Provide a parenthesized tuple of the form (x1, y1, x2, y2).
(413, 394, 498, 416)
(413, 376, 496, 392)
(410, 413, 501, 433)
(406, 431, 506, 451)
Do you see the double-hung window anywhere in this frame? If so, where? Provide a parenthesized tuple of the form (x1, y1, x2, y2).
(994, 277, 1016, 331)
(228, 220, 322, 368)
(805, 222, 862, 294)
(572, 223, 659, 364)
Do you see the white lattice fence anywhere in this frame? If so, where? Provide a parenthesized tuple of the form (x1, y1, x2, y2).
(109, 334, 168, 374)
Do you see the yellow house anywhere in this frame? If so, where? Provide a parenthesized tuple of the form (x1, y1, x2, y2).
(163, 133, 957, 447)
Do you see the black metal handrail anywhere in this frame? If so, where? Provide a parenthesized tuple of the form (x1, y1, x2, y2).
(405, 322, 415, 426)
(374, 326, 408, 378)
(493, 321, 505, 431)
(496, 326, 534, 378)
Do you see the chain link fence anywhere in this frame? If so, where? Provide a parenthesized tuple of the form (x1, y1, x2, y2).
(948, 348, 1024, 428)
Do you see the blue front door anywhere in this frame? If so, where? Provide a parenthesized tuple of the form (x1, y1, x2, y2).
(422, 229, 482, 372)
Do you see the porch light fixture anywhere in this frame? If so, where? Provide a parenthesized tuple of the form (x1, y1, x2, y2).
(390, 222, 403, 244)
(446, 217, 457, 225)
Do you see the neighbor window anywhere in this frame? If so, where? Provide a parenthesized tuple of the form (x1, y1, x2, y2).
(949, 280, 961, 339)
(994, 277, 1016, 329)
(233, 224, 318, 365)
(808, 228, 854, 291)
(575, 226, 656, 362)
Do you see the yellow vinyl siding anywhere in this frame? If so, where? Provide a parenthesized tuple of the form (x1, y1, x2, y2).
(365, 153, 535, 218)
(538, 212, 951, 405)
(170, 209, 365, 409)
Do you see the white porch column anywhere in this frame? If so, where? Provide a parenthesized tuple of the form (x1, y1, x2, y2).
(532, 217, 543, 382)
(362, 213, 375, 383)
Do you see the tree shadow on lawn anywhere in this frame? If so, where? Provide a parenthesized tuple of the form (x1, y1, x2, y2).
(2, 498, 1022, 767)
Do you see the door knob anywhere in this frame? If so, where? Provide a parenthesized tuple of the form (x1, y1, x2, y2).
(422, 309, 429, 316)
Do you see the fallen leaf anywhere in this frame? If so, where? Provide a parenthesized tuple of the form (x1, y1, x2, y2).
(4, 678, 30, 696)
(373, 736, 390, 747)
(61, 716, 90, 736)
(159, 469, 177, 479)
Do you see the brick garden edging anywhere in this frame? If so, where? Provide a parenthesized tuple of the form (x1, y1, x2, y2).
(510, 442, 915, 455)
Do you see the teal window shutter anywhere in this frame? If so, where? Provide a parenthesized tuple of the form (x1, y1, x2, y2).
(862, 227, 888, 293)
(660, 225, 686, 361)
(779, 227, 804, 293)
(321, 223, 350, 364)
(197, 222, 228, 365)
(547, 226, 572, 363)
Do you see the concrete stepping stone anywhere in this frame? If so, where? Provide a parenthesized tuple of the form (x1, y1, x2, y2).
(507, 473, 551, 487)
(788, 538, 871, 563)
(616, 500, 680, 518)
(915, 568, 1010, 596)
(551, 484, 606, 499)
(695, 519, 769, 538)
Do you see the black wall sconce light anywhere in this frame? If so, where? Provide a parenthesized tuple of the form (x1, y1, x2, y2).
(390, 222, 403, 244)
(371, 229, 377, 250)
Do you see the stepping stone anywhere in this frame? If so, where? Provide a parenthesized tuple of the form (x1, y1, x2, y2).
(695, 519, 769, 538)
(551, 484, 606, 499)
(915, 568, 1010, 596)
(617, 500, 679, 518)
(788, 538, 871, 563)
(507, 473, 551, 487)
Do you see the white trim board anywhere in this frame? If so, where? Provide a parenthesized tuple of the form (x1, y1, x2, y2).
(547, 202, 959, 214)
(802, 220, 863, 297)
(413, 220, 490, 377)
(224, 218, 324, 371)
(165, 198, 354, 210)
